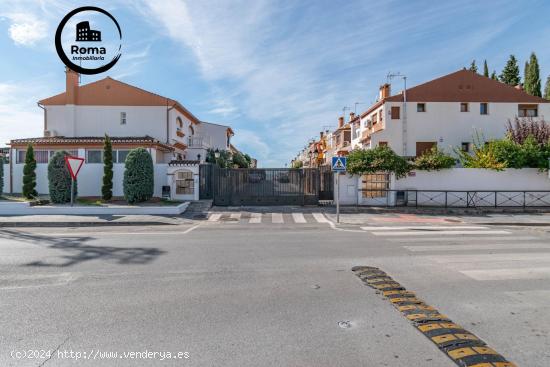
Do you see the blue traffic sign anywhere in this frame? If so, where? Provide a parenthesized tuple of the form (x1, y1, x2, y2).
(331, 157, 347, 172)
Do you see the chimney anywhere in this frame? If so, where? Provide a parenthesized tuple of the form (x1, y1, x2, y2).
(320, 131, 324, 139)
(379, 83, 391, 100)
(338, 116, 344, 128)
(349, 112, 355, 121)
(65, 67, 80, 104)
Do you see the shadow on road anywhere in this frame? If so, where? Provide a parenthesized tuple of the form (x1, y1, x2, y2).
(0, 229, 165, 267)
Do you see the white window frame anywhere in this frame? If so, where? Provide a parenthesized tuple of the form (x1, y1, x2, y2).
(120, 112, 127, 125)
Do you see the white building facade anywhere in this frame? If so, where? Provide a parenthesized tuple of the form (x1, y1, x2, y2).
(357, 70, 550, 156)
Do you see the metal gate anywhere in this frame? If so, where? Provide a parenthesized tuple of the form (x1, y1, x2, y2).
(199, 164, 213, 199)
(209, 167, 322, 206)
(319, 165, 334, 201)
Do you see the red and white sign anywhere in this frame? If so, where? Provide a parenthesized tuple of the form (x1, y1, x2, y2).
(64, 155, 85, 180)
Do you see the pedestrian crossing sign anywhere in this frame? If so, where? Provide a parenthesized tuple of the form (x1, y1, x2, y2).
(331, 157, 347, 172)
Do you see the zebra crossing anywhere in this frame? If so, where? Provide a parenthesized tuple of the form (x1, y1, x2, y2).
(363, 224, 550, 283)
(206, 212, 332, 225)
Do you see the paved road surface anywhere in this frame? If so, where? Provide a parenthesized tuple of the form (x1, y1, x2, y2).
(0, 212, 549, 366)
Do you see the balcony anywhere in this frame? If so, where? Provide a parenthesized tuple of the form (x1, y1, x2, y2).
(188, 136, 212, 149)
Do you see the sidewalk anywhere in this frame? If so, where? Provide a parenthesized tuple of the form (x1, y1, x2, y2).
(0, 214, 190, 227)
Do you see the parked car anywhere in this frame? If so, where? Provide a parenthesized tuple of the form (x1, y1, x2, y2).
(248, 170, 266, 183)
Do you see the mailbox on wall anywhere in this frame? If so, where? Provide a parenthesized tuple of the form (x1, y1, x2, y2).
(162, 185, 171, 199)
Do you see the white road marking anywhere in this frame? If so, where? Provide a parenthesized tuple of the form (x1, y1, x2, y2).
(292, 213, 307, 224)
(312, 213, 330, 223)
(230, 213, 241, 220)
(403, 243, 550, 252)
(371, 230, 511, 236)
(33, 225, 202, 236)
(271, 213, 284, 224)
(360, 226, 489, 231)
(387, 236, 537, 243)
(427, 253, 550, 264)
(249, 213, 262, 224)
(208, 213, 222, 222)
(461, 267, 550, 281)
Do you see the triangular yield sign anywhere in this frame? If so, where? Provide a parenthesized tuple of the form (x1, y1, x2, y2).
(65, 155, 85, 180)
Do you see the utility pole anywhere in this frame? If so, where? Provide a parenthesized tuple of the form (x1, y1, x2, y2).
(387, 73, 408, 156)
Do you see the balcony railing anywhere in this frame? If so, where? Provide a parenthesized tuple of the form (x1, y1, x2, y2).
(188, 136, 212, 149)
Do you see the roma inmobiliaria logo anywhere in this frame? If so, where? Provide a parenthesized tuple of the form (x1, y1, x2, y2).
(55, 6, 122, 75)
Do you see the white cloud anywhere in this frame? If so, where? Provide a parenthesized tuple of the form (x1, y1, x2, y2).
(0, 83, 44, 146)
(3, 12, 48, 46)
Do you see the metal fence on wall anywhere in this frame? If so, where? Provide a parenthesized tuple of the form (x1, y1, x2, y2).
(360, 189, 550, 208)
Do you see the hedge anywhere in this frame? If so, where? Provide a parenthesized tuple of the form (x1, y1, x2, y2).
(123, 148, 154, 203)
(48, 151, 77, 203)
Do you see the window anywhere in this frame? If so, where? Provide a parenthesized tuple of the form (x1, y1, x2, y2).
(461, 142, 470, 152)
(518, 104, 538, 117)
(34, 150, 50, 164)
(86, 150, 102, 163)
(188, 124, 194, 136)
(378, 110, 383, 123)
(175, 170, 194, 195)
(415, 142, 436, 157)
(417, 103, 426, 112)
(116, 150, 130, 164)
(16, 150, 26, 164)
(176, 117, 183, 131)
(480, 103, 489, 115)
(391, 106, 400, 119)
(120, 112, 127, 125)
(460, 103, 469, 112)
(372, 113, 378, 124)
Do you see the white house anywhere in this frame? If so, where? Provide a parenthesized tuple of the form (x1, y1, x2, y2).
(7, 68, 237, 201)
(356, 69, 550, 156)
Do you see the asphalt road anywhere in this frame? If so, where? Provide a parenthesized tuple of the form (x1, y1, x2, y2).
(0, 213, 549, 366)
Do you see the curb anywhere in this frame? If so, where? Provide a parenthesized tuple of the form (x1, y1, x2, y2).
(0, 221, 178, 228)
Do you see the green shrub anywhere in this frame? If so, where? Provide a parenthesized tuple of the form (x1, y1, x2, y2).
(413, 147, 456, 171)
(347, 146, 411, 178)
(205, 149, 232, 168)
(48, 151, 77, 203)
(22, 144, 38, 199)
(123, 148, 154, 204)
(102, 134, 113, 200)
(232, 151, 250, 168)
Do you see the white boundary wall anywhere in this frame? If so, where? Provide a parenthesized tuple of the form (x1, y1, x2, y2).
(6, 163, 199, 201)
(337, 168, 550, 206)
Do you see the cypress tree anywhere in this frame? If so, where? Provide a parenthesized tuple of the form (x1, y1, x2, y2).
(102, 134, 113, 200)
(491, 71, 498, 80)
(544, 76, 550, 100)
(0, 155, 4, 196)
(22, 144, 37, 199)
(483, 60, 489, 77)
(523, 60, 530, 91)
(500, 55, 520, 86)
(469, 60, 478, 73)
(524, 52, 541, 97)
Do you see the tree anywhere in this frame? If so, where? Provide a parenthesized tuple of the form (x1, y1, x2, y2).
(22, 144, 37, 199)
(413, 147, 456, 171)
(524, 52, 542, 97)
(469, 60, 478, 73)
(483, 60, 489, 77)
(500, 55, 520, 86)
(232, 151, 251, 168)
(123, 148, 154, 204)
(544, 76, 550, 100)
(102, 134, 113, 200)
(491, 71, 498, 80)
(205, 149, 232, 168)
(48, 151, 76, 203)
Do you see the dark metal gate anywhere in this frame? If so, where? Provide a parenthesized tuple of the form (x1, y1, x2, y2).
(319, 165, 334, 201)
(208, 167, 323, 206)
(199, 164, 213, 199)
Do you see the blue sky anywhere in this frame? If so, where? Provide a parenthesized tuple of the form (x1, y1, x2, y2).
(1, 0, 550, 167)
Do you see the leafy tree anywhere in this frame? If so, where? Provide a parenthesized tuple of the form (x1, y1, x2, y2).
(491, 71, 498, 80)
(123, 148, 154, 204)
(483, 60, 489, 77)
(544, 76, 550, 100)
(232, 151, 250, 168)
(347, 146, 411, 179)
(469, 60, 478, 73)
(48, 151, 76, 203)
(22, 144, 37, 199)
(524, 52, 542, 97)
(413, 147, 456, 171)
(205, 149, 232, 168)
(500, 55, 520, 86)
(291, 160, 303, 168)
(102, 134, 113, 200)
(243, 154, 252, 167)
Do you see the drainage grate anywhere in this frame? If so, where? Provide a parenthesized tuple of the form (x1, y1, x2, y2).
(352, 266, 517, 367)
